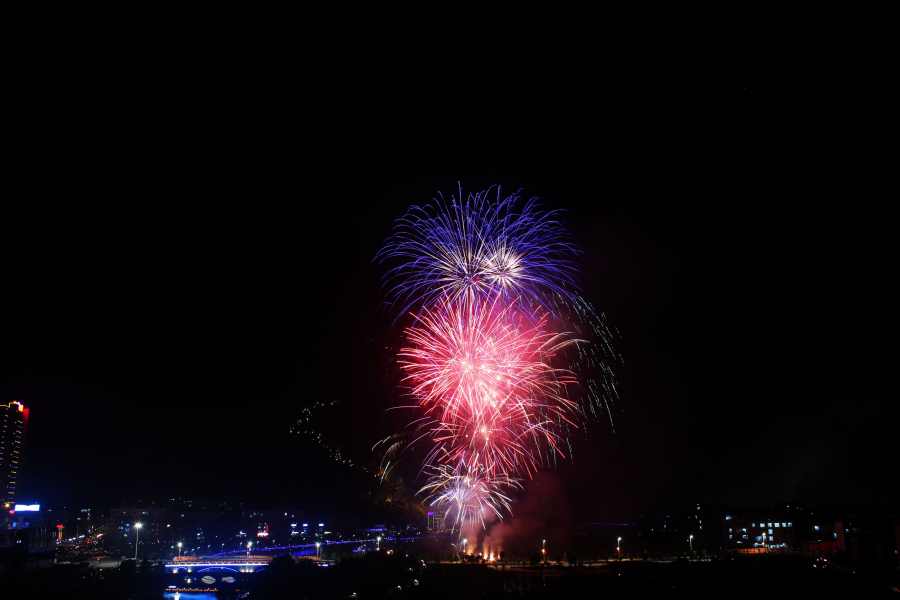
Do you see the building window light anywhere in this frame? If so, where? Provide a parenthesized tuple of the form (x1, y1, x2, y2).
(775, 523, 780, 528)
(729, 535, 732, 539)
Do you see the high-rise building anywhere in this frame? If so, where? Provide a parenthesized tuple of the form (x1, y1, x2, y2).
(1, 400, 29, 508)
(427, 511, 444, 531)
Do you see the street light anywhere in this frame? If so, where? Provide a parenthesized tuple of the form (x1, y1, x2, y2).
(316, 542, 321, 561)
(247, 541, 252, 558)
(542, 540, 546, 563)
(377, 536, 381, 551)
(690, 535, 694, 553)
(134, 523, 142, 560)
(177, 542, 182, 558)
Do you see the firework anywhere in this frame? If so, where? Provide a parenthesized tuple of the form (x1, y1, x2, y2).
(399, 294, 581, 480)
(419, 459, 521, 531)
(377, 185, 618, 537)
(376, 185, 583, 320)
(379, 186, 620, 430)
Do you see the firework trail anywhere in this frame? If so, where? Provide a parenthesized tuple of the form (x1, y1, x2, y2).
(378, 185, 618, 537)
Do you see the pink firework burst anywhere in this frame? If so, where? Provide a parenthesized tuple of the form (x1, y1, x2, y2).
(400, 295, 582, 480)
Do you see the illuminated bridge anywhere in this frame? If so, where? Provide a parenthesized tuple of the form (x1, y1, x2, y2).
(212, 534, 450, 560)
(165, 558, 271, 574)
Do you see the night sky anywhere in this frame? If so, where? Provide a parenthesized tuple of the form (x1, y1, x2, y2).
(4, 5, 891, 521)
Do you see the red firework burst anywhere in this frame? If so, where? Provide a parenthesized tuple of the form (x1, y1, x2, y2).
(400, 295, 582, 481)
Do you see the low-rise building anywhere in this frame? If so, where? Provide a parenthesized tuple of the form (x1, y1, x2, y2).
(722, 515, 796, 550)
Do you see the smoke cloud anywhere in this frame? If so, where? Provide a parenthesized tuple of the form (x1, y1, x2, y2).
(481, 471, 575, 559)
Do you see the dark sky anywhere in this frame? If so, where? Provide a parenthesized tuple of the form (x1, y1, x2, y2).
(4, 5, 891, 520)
